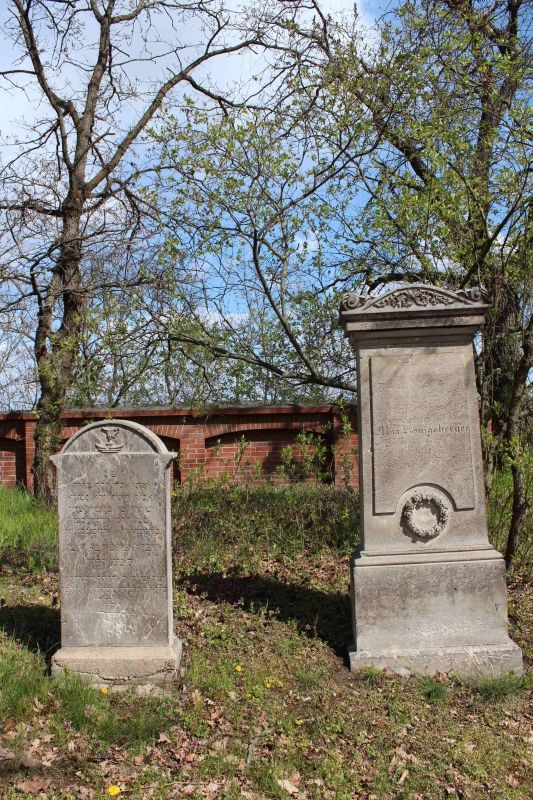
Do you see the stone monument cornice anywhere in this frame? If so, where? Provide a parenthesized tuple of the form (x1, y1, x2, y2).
(339, 284, 488, 344)
(340, 284, 488, 323)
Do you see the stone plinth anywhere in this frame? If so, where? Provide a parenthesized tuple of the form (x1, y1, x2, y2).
(340, 285, 522, 677)
(51, 420, 181, 691)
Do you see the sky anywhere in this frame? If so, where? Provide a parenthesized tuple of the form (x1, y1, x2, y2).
(0, 1, 379, 147)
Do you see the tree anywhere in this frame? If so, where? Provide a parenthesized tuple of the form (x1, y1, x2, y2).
(153, 0, 532, 567)
(0, 0, 276, 503)
(149, 94, 378, 398)
(285, 0, 533, 568)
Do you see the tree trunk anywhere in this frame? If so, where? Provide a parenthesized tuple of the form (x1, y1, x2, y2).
(33, 396, 63, 505)
(32, 209, 85, 505)
(505, 460, 528, 571)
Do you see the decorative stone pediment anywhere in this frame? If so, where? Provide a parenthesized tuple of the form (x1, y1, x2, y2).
(340, 285, 486, 313)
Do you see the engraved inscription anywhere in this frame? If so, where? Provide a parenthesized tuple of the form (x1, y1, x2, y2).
(56, 435, 172, 647)
(370, 352, 476, 514)
(376, 423, 470, 437)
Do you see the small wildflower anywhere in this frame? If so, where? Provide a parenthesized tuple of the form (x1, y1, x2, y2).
(106, 786, 121, 797)
(295, 719, 303, 726)
(100, 686, 109, 695)
(234, 664, 242, 673)
(265, 681, 272, 689)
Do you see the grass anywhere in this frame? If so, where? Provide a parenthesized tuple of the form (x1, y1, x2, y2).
(0, 550, 531, 798)
(0, 481, 531, 798)
(487, 468, 533, 574)
(0, 486, 57, 570)
(475, 672, 531, 700)
(419, 676, 451, 702)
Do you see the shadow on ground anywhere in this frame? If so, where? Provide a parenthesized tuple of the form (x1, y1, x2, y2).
(181, 572, 352, 656)
(0, 604, 60, 667)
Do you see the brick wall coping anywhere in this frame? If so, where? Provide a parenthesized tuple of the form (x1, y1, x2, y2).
(0, 403, 359, 490)
(0, 403, 356, 422)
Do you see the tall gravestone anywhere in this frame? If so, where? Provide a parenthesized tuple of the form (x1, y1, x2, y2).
(340, 285, 522, 676)
(51, 420, 182, 691)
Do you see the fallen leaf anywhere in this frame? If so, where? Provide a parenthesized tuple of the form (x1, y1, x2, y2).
(20, 751, 40, 769)
(398, 769, 409, 785)
(277, 777, 299, 795)
(191, 689, 202, 706)
(15, 778, 52, 793)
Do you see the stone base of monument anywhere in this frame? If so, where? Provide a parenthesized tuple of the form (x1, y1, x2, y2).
(349, 644, 523, 677)
(349, 550, 523, 678)
(51, 639, 183, 693)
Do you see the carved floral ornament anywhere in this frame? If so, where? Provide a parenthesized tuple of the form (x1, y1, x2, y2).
(402, 492, 450, 541)
(340, 285, 487, 312)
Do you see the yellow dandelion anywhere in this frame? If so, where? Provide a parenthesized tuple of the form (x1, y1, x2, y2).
(234, 664, 242, 673)
(294, 719, 303, 726)
(265, 681, 272, 689)
(106, 786, 121, 797)
(100, 686, 109, 695)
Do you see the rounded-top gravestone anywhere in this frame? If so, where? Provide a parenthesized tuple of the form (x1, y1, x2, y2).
(51, 419, 181, 691)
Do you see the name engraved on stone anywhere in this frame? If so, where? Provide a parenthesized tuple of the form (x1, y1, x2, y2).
(370, 351, 475, 514)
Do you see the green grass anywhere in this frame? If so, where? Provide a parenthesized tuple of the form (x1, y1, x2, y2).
(0, 637, 49, 720)
(0, 486, 57, 570)
(0, 561, 531, 798)
(475, 672, 532, 700)
(419, 675, 450, 702)
(0, 482, 531, 798)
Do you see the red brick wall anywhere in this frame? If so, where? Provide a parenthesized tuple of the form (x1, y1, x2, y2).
(0, 405, 359, 491)
(0, 441, 18, 488)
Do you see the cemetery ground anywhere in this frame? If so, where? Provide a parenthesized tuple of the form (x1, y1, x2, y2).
(0, 483, 532, 800)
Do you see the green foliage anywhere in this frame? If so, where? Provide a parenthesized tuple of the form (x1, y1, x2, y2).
(172, 481, 359, 569)
(487, 464, 533, 574)
(277, 429, 334, 484)
(0, 486, 57, 571)
(356, 665, 383, 685)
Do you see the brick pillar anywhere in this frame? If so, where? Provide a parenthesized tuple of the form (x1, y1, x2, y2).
(178, 425, 206, 485)
(23, 418, 36, 491)
(332, 409, 359, 488)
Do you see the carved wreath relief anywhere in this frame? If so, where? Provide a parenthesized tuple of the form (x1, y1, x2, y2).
(402, 491, 450, 541)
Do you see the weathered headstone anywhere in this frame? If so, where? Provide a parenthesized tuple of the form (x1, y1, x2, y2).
(340, 285, 522, 676)
(51, 420, 182, 691)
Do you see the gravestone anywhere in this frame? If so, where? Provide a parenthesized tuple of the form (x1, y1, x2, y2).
(340, 285, 522, 676)
(51, 420, 182, 691)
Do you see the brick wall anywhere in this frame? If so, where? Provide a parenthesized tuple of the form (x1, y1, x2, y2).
(0, 405, 359, 491)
